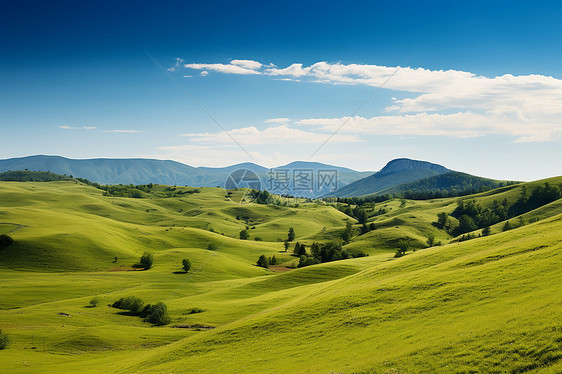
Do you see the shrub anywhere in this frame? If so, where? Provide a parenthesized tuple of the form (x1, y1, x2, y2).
(89, 298, 100, 307)
(0, 330, 9, 350)
(254, 237, 263, 241)
(0, 234, 14, 250)
(182, 258, 192, 273)
(207, 243, 217, 251)
(188, 307, 204, 314)
(140, 252, 153, 270)
(144, 302, 171, 326)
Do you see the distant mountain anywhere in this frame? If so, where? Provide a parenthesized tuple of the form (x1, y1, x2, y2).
(0, 155, 371, 196)
(326, 158, 451, 197)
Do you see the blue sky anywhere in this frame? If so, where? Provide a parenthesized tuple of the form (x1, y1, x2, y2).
(1, 0, 562, 180)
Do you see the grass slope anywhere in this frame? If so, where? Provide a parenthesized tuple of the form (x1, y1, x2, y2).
(0, 178, 561, 373)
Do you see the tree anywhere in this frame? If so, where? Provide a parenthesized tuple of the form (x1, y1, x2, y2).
(257, 255, 269, 268)
(270, 255, 277, 265)
(369, 222, 376, 231)
(437, 212, 449, 229)
(0, 234, 14, 250)
(426, 233, 435, 247)
(395, 239, 408, 257)
(140, 252, 153, 270)
(457, 215, 477, 234)
(310, 242, 321, 258)
(340, 221, 353, 244)
(144, 302, 171, 325)
(288, 227, 295, 241)
(89, 298, 99, 307)
(503, 221, 513, 232)
(182, 258, 192, 273)
(296, 243, 306, 257)
(239, 229, 250, 240)
(482, 226, 491, 236)
(355, 208, 367, 224)
(283, 240, 289, 252)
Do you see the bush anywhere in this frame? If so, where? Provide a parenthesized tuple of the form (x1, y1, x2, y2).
(207, 243, 217, 251)
(140, 252, 153, 270)
(0, 330, 9, 350)
(0, 234, 14, 250)
(89, 298, 100, 307)
(182, 258, 192, 273)
(188, 307, 204, 314)
(144, 302, 171, 325)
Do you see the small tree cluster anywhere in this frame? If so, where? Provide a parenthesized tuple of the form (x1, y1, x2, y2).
(138, 252, 153, 270)
(256, 255, 278, 268)
(142, 302, 171, 326)
(293, 242, 306, 257)
(256, 255, 269, 268)
(297, 241, 360, 268)
(112, 297, 170, 325)
(239, 229, 250, 240)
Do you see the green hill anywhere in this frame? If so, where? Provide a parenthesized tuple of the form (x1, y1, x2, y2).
(0, 177, 561, 373)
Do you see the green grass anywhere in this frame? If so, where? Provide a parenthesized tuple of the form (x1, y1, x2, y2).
(0, 179, 561, 373)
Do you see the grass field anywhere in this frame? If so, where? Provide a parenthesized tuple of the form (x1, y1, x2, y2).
(0, 179, 561, 373)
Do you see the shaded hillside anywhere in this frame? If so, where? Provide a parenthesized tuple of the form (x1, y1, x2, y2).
(373, 171, 509, 198)
(326, 158, 450, 197)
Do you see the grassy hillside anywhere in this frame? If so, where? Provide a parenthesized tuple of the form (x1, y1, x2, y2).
(0, 178, 561, 373)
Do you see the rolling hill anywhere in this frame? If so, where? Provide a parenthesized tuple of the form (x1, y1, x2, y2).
(0, 175, 561, 372)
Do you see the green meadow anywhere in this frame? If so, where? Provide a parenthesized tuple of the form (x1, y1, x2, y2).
(0, 179, 561, 373)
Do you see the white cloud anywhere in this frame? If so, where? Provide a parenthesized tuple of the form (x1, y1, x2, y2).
(103, 130, 141, 133)
(185, 63, 261, 75)
(177, 58, 562, 142)
(182, 125, 362, 145)
(296, 111, 562, 142)
(183, 75, 192, 78)
(59, 125, 77, 130)
(230, 59, 262, 70)
(264, 118, 291, 124)
(200, 71, 208, 76)
(83, 126, 97, 130)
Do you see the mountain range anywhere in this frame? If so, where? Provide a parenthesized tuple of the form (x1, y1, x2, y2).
(0, 155, 505, 198)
